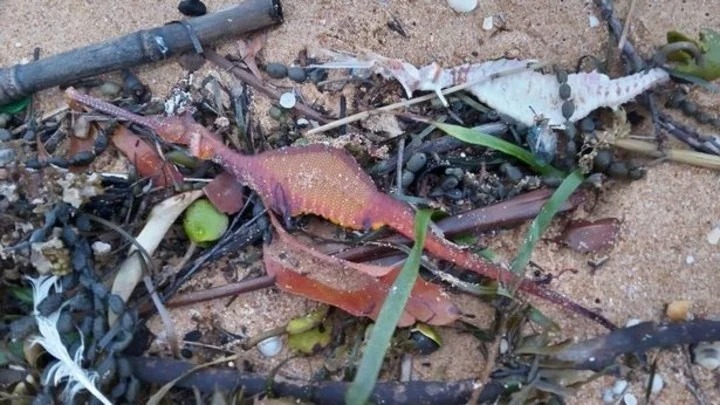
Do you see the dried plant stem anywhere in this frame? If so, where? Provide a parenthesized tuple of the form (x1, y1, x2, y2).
(617, 0, 639, 51)
(204, 50, 330, 124)
(305, 62, 549, 135)
(613, 138, 720, 170)
(165, 275, 276, 307)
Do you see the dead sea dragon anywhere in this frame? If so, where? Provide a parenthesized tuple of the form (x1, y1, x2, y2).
(65, 88, 615, 330)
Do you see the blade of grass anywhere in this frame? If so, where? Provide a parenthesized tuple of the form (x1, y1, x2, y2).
(433, 122, 563, 177)
(345, 209, 433, 405)
(510, 170, 584, 275)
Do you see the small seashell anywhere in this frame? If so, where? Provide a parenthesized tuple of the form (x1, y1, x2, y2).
(279, 92, 296, 109)
(694, 342, 720, 370)
(447, 0, 478, 13)
(257, 335, 283, 357)
(612, 379, 628, 395)
(706, 225, 720, 245)
(649, 374, 664, 394)
(482, 16, 494, 31)
(623, 393, 637, 405)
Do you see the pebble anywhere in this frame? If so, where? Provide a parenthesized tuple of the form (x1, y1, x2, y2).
(265, 62, 288, 79)
(686, 255, 695, 265)
(579, 118, 595, 133)
(0, 113, 10, 128)
(287, 66, 307, 83)
(559, 83, 572, 100)
(296, 118, 310, 127)
(257, 335, 283, 357)
(440, 176, 459, 190)
(447, 0, 477, 13)
(623, 393, 637, 405)
(608, 161, 629, 178)
(500, 163, 523, 182)
(279, 92, 296, 109)
(588, 14, 601, 28)
(100, 81, 122, 98)
(269, 105, 283, 120)
(0, 148, 17, 167)
(625, 318, 643, 327)
(561, 100, 575, 120)
(178, 0, 207, 17)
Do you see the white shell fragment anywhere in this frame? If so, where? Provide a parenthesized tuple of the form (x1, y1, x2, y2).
(482, 16, 494, 31)
(279, 92, 297, 109)
(693, 341, 720, 370)
(311, 51, 670, 127)
(588, 14, 601, 28)
(257, 335, 283, 357)
(623, 393, 638, 405)
(707, 225, 720, 245)
(649, 374, 664, 394)
(612, 379, 629, 395)
(447, 0, 478, 13)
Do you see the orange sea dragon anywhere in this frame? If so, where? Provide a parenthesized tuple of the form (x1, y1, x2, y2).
(65, 88, 615, 330)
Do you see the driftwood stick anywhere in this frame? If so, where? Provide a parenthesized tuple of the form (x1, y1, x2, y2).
(0, 0, 283, 104)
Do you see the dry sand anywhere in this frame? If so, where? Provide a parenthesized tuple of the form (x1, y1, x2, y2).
(2, 0, 719, 403)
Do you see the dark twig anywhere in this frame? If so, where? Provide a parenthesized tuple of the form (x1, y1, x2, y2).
(127, 356, 490, 404)
(0, 0, 283, 104)
(204, 50, 331, 124)
(128, 319, 720, 402)
(165, 275, 276, 308)
(553, 319, 720, 371)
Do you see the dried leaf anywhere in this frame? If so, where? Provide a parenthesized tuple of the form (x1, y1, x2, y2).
(111, 125, 183, 187)
(202, 172, 246, 214)
(555, 218, 621, 253)
(263, 217, 460, 327)
(110, 190, 204, 325)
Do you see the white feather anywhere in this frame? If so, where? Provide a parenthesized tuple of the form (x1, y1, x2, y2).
(26, 275, 113, 405)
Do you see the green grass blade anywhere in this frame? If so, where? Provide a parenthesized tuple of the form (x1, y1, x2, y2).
(345, 209, 433, 405)
(434, 122, 563, 177)
(510, 170, 584, 275)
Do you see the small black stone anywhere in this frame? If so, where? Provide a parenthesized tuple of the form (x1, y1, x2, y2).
(47, 156, 69, 168)
(593, 150, 613, 172)
(555, 67, 568, 84)
(69, 150, 95, 166)
(500, 163, 523, 183)
(184, 329, 202, 342)
(401, 170, 415, 188)
(558, 83, 571, 100)
(178, 0, 207, 17)
(561, 100, 575, 120)
(265, 62, 288, 79)
(440, 176, 459, 191)
(680, 99, 698, 116)
(287, 66, 307, 83)
(181, 348, 194, 358)
(0, 128, 11, 141)
(405, 153, 427, 172)
(607, 161, 629, 178)
(579, 118, 595, 133)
